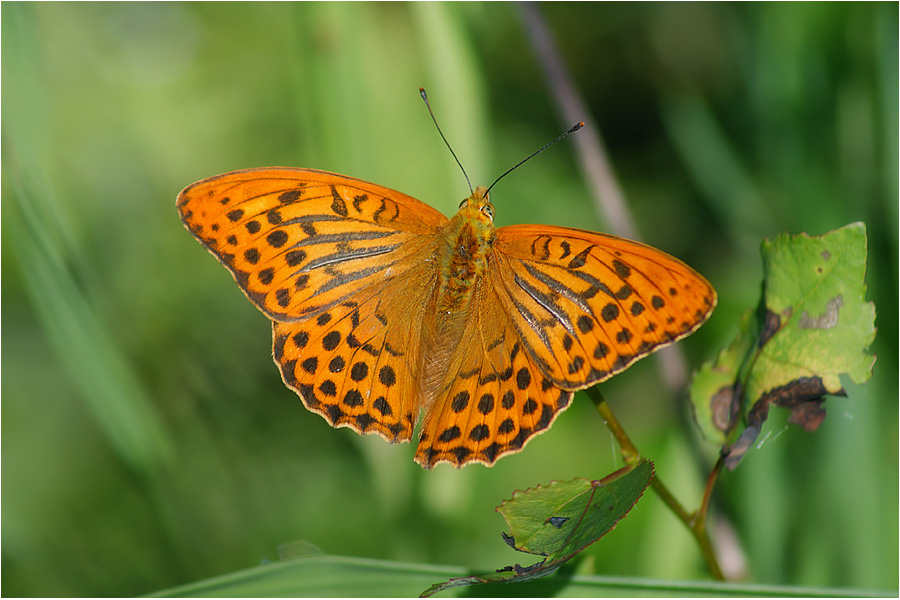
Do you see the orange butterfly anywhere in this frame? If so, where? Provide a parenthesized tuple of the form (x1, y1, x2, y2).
(177, 147, 715, 470)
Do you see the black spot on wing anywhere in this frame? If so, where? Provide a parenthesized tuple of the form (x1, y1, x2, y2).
(267, 230, 288, 248)
(567, 246, 593, 269)
(330, 185, 349, 217)
(612, 259, 631, 278)
(279, 186, 305, 204)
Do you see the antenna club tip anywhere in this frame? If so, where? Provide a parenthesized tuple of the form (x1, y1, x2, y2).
(573, 122, 585, 131)
(419, 87, 427, 98)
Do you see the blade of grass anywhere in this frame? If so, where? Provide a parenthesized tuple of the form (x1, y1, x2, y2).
(2, 5, 173, 475)
(4, 171, 174, 475)
(146, 554, 892, 598)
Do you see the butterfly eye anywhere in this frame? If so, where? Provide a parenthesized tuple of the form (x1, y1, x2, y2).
(481, 204, 494, 220)
(458, 199, 467, 209)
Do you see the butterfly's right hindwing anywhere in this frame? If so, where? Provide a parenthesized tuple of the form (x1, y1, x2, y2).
(414, 277, 574, 468)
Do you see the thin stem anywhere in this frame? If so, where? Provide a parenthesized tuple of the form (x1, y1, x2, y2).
(517, 1, 637, 241)
(699, 455, 725, 522)
(586, 387, 725, 581)
(693, 526, 725, 581)
(650, 471, 695, 529)
(589, 387, 640, 465)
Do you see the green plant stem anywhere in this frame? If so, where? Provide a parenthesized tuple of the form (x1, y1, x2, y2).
(586, 387, 725, 581)
(700, 455, 724, 524)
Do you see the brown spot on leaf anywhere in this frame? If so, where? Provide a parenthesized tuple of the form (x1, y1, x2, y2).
(786, 399, 827, 431)
(758, 309, 782, 347)
(710, 384, 741, 433)
(763, 376, 843, 429)
(798, 295, 843, 330)
(723, 375, 844, 470)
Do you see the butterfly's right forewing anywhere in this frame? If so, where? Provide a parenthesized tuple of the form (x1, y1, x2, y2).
(492, 225, 716, 391)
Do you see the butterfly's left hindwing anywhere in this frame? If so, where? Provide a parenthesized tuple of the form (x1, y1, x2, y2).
(491, 225, 716, 391)
(177, 168, 447, 321)
(272, 257, 438, 444)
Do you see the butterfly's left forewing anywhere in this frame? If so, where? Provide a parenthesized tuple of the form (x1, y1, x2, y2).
(491, 225, 716, 391)
(177, 168, 447, 321)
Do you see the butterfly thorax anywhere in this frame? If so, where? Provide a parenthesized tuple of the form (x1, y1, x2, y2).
(434, 187, 495, 315)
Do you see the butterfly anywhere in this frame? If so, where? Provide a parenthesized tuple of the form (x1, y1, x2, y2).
(177, 165, 715, 469)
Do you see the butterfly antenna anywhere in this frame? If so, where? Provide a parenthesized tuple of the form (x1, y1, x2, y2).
(420, 88, 473, 195)
(486, 122, 584, 195)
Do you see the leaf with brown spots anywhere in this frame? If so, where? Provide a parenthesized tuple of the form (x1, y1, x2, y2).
(688, 223, 876, 469)
(178, 167, 716, 468)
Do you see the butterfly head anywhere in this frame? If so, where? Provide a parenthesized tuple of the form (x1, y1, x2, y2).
(457, 186, 495, 225)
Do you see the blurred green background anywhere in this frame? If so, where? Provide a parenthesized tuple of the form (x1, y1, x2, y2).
(3, 2, 897, 596)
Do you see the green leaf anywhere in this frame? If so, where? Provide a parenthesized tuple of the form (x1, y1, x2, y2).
(718, 223, 877, 469)
(499, 461, 654, 559)
(753, 222, 876, 388)
(421, 461, 653, 596)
